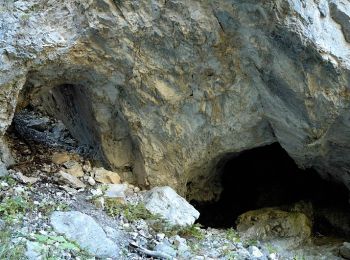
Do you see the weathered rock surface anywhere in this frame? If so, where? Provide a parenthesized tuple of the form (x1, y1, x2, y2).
(143, 186, 200, 226)
(236, 207, 312, 247)
(64, 161, 84, 177)
(55, 170, 86, 189)
(1, 0, 350, 200)
(50, 211, 119, 258)
(92, 167, 121, 184)
(340, 242, 350, 259)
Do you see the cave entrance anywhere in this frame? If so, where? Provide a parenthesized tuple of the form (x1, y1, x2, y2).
(192, 143, 350, 238)
(6, 83, 105, 171)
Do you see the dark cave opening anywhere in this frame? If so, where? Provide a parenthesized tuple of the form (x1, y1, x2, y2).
(8, 83, 104, 164)
(192, 143, 350, 237)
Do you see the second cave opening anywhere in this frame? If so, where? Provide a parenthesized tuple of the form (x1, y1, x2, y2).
(192, 143, 350, 238)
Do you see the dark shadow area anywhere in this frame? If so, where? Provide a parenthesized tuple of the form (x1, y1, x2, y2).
(192, 143, 350, 237)
(11, 83, 104, 164)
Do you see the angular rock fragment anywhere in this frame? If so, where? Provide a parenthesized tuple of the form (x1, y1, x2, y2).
(51, 152, 71, 165)
(56, 170, 86, 189)
(143, 186, 200, 226)
(63, 161, 84, 177)
(92, 167, 121, 184)
(14, 171, 39, 184)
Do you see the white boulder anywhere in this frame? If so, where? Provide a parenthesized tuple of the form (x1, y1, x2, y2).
(143, 186, 200, 226)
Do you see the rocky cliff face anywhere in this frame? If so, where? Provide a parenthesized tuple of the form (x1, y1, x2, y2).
(1, 0, 350, 201)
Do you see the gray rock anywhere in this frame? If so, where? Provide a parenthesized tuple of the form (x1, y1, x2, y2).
(154, 240, 177, 258)
(143, 186, 200, 226)
(25, 241, 44, 260)
(104, 183, 128, 199)
(0, 163, 8, 177)
(340, 242, 350, 259)
(50, 211, 119, 258)
(174, 237, 191, 258)
(249, 245, 265, 259)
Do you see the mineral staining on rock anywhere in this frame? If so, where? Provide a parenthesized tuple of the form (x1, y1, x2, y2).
(1, 0, 350, 202)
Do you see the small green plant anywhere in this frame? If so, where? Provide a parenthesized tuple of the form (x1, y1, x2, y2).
(293, 255, 306, 260)
(38, 202, 69, 215)
(221, 248, 238, 260)
(243, 238, 258, 247)
(31, 233, 93, 259)
(0, 176, 17, 188)
(226, 228, 240, 242)
(150, 220, 205, 240)
(266, 243, 276, 254)
(21, 14, 30, 21)
(0, 229, 25, 259)
(0, 196, 32, 222)
(177, 223, 205, 240)
(188, 239, 201, 254)
(104, 201, 156, 222)
(33, 234, 80, 251)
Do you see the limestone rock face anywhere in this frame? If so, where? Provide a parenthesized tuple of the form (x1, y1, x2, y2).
(1, 0, 350, 200)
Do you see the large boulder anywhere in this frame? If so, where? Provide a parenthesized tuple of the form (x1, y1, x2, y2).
(143, 186, 200, 226)
(1, 0, 350, 201)
(50, 211, 119, 258)
(236, 207, 312, 247)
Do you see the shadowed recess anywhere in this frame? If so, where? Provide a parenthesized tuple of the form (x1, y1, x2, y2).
(192, 143, 350, 237)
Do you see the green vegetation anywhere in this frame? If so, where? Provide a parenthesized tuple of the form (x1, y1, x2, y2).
(104, 200, 156, 222)
(0, 176, 17, 188)
(225, 228, 240, 242)
(0, 229, 25, 259)
(21, 14, 29, 21)
(293, 255, 306, 260)
(220, 248, 238, 260)
(243, 238, 258, 247)
(151, 220, 204, 240)
(0, 196, 32, 223)
(31, 233, 93, 259)
(266, 243, 277, 254)
(37, 201, 69, 215)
